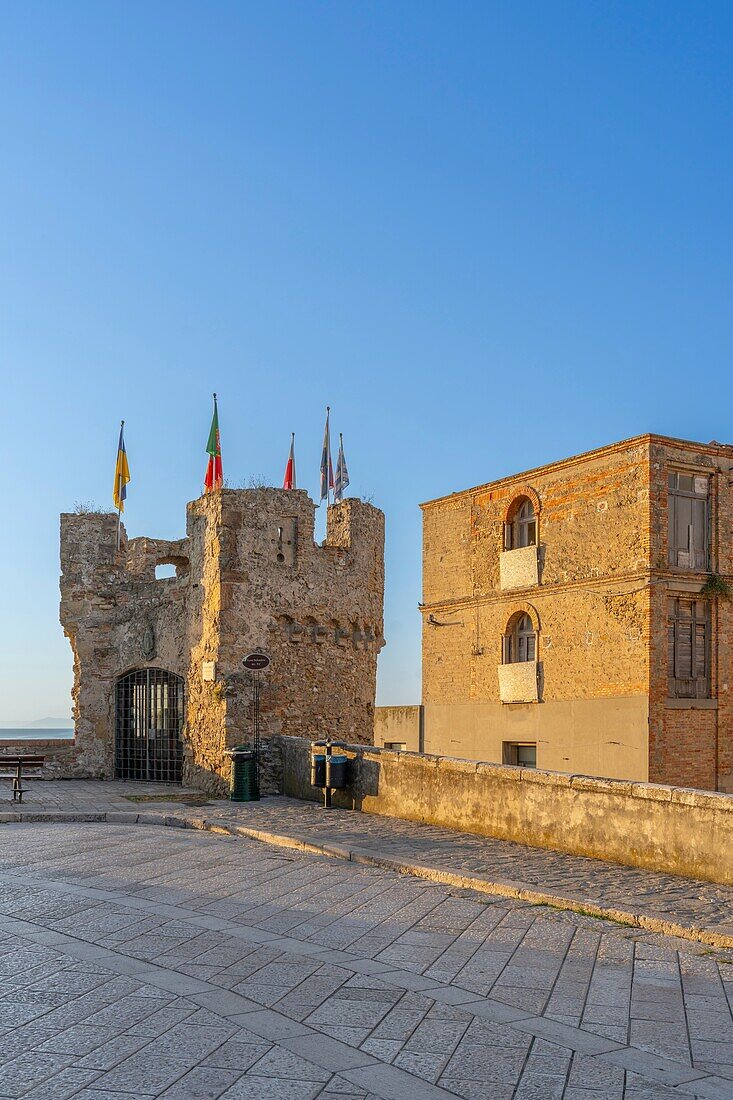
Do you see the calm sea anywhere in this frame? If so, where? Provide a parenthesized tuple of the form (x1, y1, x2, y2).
(0, 729, 74, 740)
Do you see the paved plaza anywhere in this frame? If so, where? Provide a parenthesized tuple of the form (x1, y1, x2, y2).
(5, 781, 733, 948)
(0, 784, 732, 1097)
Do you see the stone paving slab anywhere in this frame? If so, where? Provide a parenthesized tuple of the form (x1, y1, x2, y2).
(5, 780, 733, 950)
(0, 821, 733, 1099)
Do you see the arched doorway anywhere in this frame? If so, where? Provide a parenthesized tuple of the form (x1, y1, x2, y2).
(115, 669, 184, 783)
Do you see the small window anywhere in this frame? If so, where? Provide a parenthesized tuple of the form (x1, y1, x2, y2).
(155, 564, 177, 580)
(668, 597, 710, 698)
(503, 613, 536, 663)
(384, 742, 407, 751)
(668, 472, 709, 570)
(504, 498, 537, 551)
(503, 742, 537, 768)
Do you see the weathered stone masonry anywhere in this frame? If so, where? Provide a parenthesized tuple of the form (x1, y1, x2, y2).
(58, 490, 384, 792)
(416, 434, 733, 792)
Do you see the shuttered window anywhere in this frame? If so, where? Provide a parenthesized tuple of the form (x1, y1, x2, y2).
(668, 597, 710, 698)
(668, 472, 709, 570)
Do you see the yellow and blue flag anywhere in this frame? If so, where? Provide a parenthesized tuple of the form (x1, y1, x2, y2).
(113, 421, 130, 512)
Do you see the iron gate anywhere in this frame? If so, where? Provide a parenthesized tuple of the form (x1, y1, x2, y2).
(115, 668, 184, 783)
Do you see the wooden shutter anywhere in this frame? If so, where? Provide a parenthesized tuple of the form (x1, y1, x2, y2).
(503, 523, 512, 551)
(669, 597, 710, 698)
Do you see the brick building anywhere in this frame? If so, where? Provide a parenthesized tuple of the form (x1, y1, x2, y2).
(411, 434, 733, 792)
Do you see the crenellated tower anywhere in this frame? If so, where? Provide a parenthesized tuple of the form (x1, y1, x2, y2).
(59, 490, 385, 791)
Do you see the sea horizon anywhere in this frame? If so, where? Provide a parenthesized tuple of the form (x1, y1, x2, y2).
(0, 728, 74, 740)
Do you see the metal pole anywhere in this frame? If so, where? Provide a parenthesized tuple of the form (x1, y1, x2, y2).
(326, 406, 331, 508)
(253, 670, 260, 789)
(324, 739, 332, 808)
(116, 419, 124, 552)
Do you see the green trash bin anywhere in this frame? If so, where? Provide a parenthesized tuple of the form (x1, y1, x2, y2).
(228, 746, 260, 802)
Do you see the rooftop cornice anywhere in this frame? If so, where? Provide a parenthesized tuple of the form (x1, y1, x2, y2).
(420, 433, 733, 511)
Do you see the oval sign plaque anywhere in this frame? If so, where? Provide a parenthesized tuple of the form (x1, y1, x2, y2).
(243, 652, 271, 671)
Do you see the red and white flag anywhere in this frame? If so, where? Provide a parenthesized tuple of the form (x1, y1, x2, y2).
(283, 433, 296, 490)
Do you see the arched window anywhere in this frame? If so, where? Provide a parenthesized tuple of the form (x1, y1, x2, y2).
(504, 497, 537, 550)
(504, 613, 537, 663)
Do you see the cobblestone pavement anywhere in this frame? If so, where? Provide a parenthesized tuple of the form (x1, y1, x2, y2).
(6, 780, 733, 947)
(1, 822, 733, 1099)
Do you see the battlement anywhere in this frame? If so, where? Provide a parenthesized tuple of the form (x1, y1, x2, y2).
(59, 490, 385, 791)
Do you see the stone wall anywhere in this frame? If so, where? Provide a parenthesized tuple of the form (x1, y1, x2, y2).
(281, 737, 733, 885)
(59, 491, 384, 793)
(420, 433, 733, 791)
(0, 738, 76, 777)
(421, 438, 652, 778)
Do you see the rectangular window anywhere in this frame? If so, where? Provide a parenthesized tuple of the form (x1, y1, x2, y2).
(383, 742, 407, 751)
(668, 597, 710, 698)
(668, 471, 709, 570)
(503, 742, 537, 768)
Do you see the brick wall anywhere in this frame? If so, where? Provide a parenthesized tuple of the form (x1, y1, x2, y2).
(648, 440, 733, 791)
(422, 439, 651, 709)
(422, 434, 733, 792)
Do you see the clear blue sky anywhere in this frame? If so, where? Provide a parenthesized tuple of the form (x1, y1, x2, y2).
(0, 1, 731, 721)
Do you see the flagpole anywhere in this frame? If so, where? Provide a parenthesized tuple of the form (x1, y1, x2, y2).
(116, 419, 124, 553)
(291, 432, 295, 490)
(339, 433, 343, 504)
(326, 406, 331, 508)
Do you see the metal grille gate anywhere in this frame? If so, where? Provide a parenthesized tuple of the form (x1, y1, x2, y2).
(115, 669, 184, 783)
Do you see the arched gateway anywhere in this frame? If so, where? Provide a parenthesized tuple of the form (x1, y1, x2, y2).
(115, 669, 184, 783)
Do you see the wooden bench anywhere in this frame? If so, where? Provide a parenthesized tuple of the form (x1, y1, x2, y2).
(0, 755, 45, 803)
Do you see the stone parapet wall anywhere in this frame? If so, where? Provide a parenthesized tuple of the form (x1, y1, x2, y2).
(280, 736, 733, 885)
(0, 739, 82, 778)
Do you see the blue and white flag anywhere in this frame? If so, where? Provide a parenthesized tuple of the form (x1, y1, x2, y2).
(319, 407, 334, 502)
(334, 433, 350, 502)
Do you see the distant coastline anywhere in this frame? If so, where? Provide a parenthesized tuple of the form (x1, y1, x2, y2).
(0, 728, 74, 740)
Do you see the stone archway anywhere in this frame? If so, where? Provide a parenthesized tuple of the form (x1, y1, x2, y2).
(115, 668, 184, 783)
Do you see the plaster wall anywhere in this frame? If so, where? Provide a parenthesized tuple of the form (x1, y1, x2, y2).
(422, 697, 649, 780)
(374, 706, 422, 752)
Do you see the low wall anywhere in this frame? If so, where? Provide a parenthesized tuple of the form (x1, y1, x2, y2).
(0, 738, 78, 778)
(281, 737, 733, 885)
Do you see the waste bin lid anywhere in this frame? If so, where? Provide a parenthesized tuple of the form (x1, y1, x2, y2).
(227, 745, 255, 757)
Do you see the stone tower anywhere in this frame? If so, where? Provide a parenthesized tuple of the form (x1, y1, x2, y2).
(59, 490, 385, 792)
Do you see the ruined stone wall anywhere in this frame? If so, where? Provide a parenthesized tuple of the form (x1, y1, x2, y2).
(60, 514, 192, 778)
(420, 439, 652, 777)
(190, 490, 384, 793)
(59, 490, 384, 793)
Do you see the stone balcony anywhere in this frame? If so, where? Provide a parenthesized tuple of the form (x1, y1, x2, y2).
(499, 545, 539, 590)
(498, 660, 540, 703)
